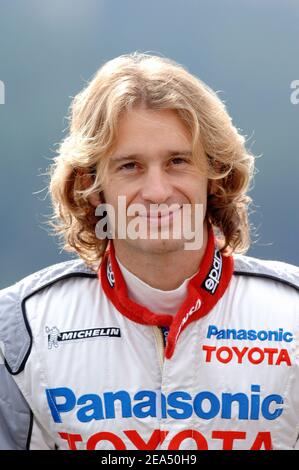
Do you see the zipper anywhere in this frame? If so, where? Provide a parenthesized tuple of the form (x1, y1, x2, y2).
(153, 326, 165, 373)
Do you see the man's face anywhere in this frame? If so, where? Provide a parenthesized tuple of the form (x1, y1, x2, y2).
(95, 106, 208, 255)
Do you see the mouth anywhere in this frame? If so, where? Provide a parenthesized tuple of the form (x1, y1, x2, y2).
(140, 205, 183, 224)
(139, 205, 183, 220)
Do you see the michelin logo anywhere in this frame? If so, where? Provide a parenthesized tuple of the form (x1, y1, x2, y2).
(46, 326, 121, 349)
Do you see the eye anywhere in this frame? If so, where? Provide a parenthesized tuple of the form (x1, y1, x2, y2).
(119, 161, 138, 171)
(169, 156, 190, 166)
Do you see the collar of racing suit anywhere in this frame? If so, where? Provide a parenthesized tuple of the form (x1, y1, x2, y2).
(98, 225, 234, 359)
(115, 254, 196, 316)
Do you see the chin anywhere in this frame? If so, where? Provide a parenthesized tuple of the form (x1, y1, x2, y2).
(128, 237, 186, 255)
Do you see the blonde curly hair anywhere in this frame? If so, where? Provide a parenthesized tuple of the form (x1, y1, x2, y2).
(48, 52, 255, 271)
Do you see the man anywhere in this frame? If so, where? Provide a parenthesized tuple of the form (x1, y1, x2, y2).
(0, 52, 298, 451)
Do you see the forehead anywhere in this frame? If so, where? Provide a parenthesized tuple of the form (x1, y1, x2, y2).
(113, 107, 192, 154)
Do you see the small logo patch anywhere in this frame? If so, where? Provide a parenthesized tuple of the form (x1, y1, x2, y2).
(202, 248, 222, 294)
(107, 261, 115, 288)
(46, 326, 121, 349)
(45, 326, 61, 349)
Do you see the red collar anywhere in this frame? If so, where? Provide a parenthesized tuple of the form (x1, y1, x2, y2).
(98, 227, 234, 359)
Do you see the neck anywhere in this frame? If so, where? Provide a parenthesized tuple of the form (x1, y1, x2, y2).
(113, 222, 209, 291)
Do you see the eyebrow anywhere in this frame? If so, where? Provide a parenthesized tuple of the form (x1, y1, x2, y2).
(110, 150, 192, 162)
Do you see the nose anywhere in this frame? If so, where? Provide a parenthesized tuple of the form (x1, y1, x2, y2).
(140, 165, 173, 204)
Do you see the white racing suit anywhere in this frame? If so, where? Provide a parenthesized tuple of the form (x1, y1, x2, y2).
(0, 228, 299, 450)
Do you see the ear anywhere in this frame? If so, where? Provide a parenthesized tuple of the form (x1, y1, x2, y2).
(79, 171, 102, 208)
(208, 179, 216, 196)
(89, 191, 102, 208)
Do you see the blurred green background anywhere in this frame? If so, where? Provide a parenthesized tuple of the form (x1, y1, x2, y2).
(0, 0, 298, 288)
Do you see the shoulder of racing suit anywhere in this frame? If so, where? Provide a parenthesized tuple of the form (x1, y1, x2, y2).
(233, 254, 299, 293)
(0, 258, 97, 375)
(0, 258, 96, 449)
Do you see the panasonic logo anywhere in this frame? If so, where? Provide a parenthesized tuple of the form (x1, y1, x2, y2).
(46, 385, 284, 424)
